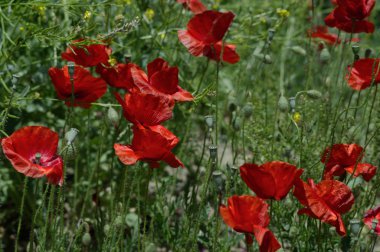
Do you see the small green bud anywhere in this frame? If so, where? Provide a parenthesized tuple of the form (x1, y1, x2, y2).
(107, 107, 120, 128)
(125, 213, 139, 227)
(306, 90, 322, 99)
(103, 224, 110, 236)
(82, 233, 91, 246)
(115, 215, 124, 228)
(320, 48, 330, 62)
(278, 95, 289, 113)
(290, 46, 306, 56)
(243, 102, 253, 118)
(350, 219, 361, 236)
(263, 54, 272, 64)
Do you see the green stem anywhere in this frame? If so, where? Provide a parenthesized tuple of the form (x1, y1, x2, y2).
(14, 177, 28, 252)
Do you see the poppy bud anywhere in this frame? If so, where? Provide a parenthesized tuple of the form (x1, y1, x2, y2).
(209, 145, 217, 162)
(65, 128, 79, 145)
(306, 90, 322, 99)
(290, 46, 306, 56)
(232, 117, 241, 130)
(107, 107, 120, 128)
(204, 115, 214, 129)
(350, 219, 361, 236)
(364, 49, 372, 58)
(320, 48, 330, 63)
(65, 144, 77, 160)
(243, 103, 253, 118)
(82, 233, 91, 246)
(278, 95, 289, 113)
(263, 54, 272, 64)
(67, 62, 75, 81)
(125, 213, 139, 228)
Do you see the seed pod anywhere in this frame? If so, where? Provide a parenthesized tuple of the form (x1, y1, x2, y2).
(243, 102, 253, 118)
(278, 95, 289, 113)
(320, 48, 330, 62)
(82, 233, 91, 246)
(352, 45, 360, 55)
(306, 90, 322, 99)
(212, 170, 224, 192)
(209, 145, 218, 162)
(107, 107, 120, 128)
(350, 219, 361, 236)
(204, 115, 214, 129)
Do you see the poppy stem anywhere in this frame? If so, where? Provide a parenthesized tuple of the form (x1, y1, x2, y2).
(14, 176, 28, 252)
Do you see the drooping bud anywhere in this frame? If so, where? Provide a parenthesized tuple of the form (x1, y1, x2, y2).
(232, 117, 241, 131)
(82, 233, 91, 246)
(306, 90, 322, 100)
(243, 102, 253, 118)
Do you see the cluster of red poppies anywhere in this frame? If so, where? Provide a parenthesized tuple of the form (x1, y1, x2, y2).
(219, 142, 377, 251)
(308, 0, 379, 91)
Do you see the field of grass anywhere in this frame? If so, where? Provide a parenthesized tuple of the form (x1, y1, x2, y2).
(0, 0, 380, 251)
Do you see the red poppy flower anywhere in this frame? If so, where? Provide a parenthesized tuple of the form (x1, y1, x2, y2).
(240, 161, 303, 200)
(96, 62, 139, 90)
(324, 0, 375, 33)
(177, 0, 206, 14)
(114, 124, 184, 168)
(114, 91, 174, 126)
(178, 10, 240, 64)
(293, 178, 354, 236)
(308, 26, 341, 45)
(61, 39, 111, 67)
(321, 144, 377, 181)
(363, 205, 380, 235)
(48, 65, 107, 108)
(219, 195, 281, 252)
(130, 58, 194, 102)
(1, 126, 63, 185)
(346, 58, 380, 90)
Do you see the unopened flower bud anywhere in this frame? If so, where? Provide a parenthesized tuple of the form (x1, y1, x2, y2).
(115, 215, 124, 228)
(82, 233, 91, 246)
(278, 95, 289, 113)
(306, 90, 322, 99)
(320, 48, 330, 62)
(289, 97, 296, 110)
(65, 128, 79, 145)
(290, 46, 306, 56)
(263, 54, 272, 64)
(243, 102, 253, 118)
(107, 107, 120, 128)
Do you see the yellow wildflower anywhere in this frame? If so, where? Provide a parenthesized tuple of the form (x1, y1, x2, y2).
(84, 11, 92, 20)
(293, 112, 302, 124)
(276, 9, 290, 18)
(144, 8, 155, 21)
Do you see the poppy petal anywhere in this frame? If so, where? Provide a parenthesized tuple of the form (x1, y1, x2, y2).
(114, 143, 139, 166)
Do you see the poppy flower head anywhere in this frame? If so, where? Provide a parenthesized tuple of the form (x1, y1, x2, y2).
(240, 161, 304, 200)
(96, 62, 138, 90)
(308, 26, 341, 45)
(293, 178, 354, 236)
(346, 58, 380, 90)
(324, 0, 375, 33)
(321, 144, 377, 181)
(1, 126, 63, 185)
(178, 10, 240, 64)
(177, 0, 207, 14)
(114, 124, 184, 168)
(61, 39, 112, 67)
(131, 58, 194, 102)
(363, 205, 380, 235)
(219, 195, 281, 252)
(114, 91, 174, 126)
(48, 65, 107, 108)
